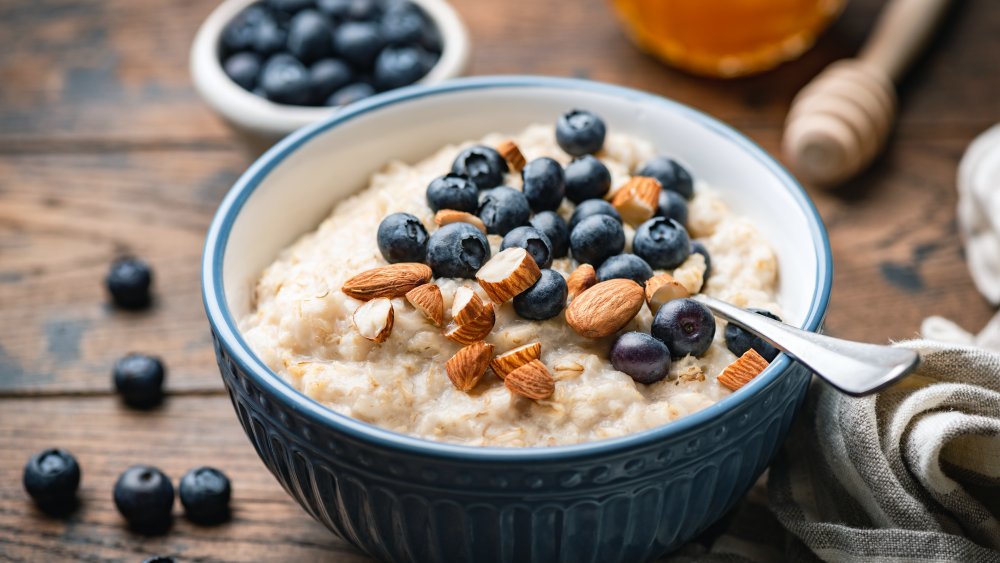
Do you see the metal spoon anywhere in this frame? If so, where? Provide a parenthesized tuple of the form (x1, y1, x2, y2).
(694, 295, 920, 396)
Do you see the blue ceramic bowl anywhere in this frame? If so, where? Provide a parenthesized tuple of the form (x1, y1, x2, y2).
(203, 76, 831, 562)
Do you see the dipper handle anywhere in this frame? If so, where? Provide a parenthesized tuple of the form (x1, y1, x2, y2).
(860, 0, 954, 83)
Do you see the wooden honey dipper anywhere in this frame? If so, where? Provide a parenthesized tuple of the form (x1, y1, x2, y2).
(783, 0, 954, 187)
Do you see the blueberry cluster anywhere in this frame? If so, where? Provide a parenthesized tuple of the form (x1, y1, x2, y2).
(220, 0, 442, 107)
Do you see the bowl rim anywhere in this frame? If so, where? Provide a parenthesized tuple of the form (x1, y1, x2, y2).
(189, 0, 471, 137)
(202, 75, 832, 462)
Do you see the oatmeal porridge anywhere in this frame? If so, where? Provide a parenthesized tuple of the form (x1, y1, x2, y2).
(240, 115, 781, 447)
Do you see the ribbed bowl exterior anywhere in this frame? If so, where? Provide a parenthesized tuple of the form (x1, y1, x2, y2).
(213, 331, 811, 562)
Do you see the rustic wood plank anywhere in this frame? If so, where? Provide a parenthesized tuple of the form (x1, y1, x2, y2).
(0, 394, 371, 562)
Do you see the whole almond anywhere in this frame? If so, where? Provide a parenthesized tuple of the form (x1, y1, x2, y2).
(490, 342, 542, 379)
(476, 247, 541, 303)
(451, 287, 488, 325)
(565, 278, 644, 338)
(504, 360, 554, 400)
(717, 349, 770, 391)
(342, 263, 432, 301)
(611, 176, 661, 226)
(443, 302, 496, 345)
(434, 209, 487, 234)
(446, 342, 495, 392)
(497, 139, 526, 172)
(352, 297, 394, 343)
(645, 273, 691, 314)
(567, 263, 597, 300)
(405, 283, 444, 327)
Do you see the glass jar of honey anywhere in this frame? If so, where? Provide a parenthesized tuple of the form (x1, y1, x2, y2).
(609, 0, 846, 78)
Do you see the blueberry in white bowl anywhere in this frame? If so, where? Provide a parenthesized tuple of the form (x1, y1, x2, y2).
(376, 212, 428, 263)
(426, 173, 478, 213)
(426, 222, 490, 278)
(569, 213, 625, 267)
(513, 269, 568, 321)
(690, 240, 712, 279)
(452, 145, 508, 191)
(556, 109, 606, 156)
(564, 155, 611, 203)
(568, 198, 621, 231)
(656, 189, 689, 226)
(529, 211, 569, 258)
(637, 155, 695, 200)
(596, 253, 654, 285)
(521, 157, 565, 212)
(501, 226, 553, 269)
(477, 186, 530, 235)
(633, 216, 691, 270)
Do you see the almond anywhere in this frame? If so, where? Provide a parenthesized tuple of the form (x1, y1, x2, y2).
(443, 302, 496, 345)
(645, 273, 691, 314)
(451, 286, 487, 325)
(717, 349, 770, 391)
(342, 263, 432, 301)
(434, 209, 487, 234)
(476, 247, 542, 303)
(567, 263, 597, 300)
(565, 278, 644, 338)
(405, 283, 444, 327)
(504, 360, 554, 400)
(490, 342, 541, 379)
(497, 139, 526, 172)
(352, 297, 394, 343)
(611, 176, 661, 226)
(446, 341, 494, 392)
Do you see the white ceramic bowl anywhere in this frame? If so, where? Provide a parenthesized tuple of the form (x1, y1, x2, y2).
(190, 0, 471, 141)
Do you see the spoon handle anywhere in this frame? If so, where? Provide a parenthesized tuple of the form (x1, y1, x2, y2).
(694, 295, 920, 396)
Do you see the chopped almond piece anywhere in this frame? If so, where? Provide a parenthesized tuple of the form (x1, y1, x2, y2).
(505, 360, 555, 400)
(611, 176, 661, 226)
(497, 139, 526, 172)
(567, 263, 597, 300)
(446, 342, 495, 391)
(490, 342, 542, 379)
(717, 349, 770, 391)
(405, 283, 444, 327)
(342, 263, 432, 301)
(352, 298, 394, 343)
(645, 273, 691, 314)
(476, 247, 541, 303)
(434, 209, 487, 234)
(443, 302, 495, 345)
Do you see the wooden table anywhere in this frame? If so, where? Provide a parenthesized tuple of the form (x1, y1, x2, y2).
(1, 0, 996, 560)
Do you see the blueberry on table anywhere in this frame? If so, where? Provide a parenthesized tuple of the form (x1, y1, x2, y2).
(564, 155, 611, 203)
(725, 308, 782, 361)
(555, 109, 607, 156)
(106, 256, 153, 310)
(308, 58, 354, 102)
(451, 145, 509, 191)
(690, 240, 712, 280)
(113, 353, 166, 409)
(596, 254, 654, 285)
(426, 174, 479, 213)
(223, 52, 262, 91)
(477, 186, 530, 236)
(529, 211, 569, 258)
(221, 6, 270, 53)
(501, 226, 553, 269)
(521, 157, 566, 212)
(568, 198, 621, 231)
(633, 217, 691, 270)
(373, 46, 432, 90)
(610, 332, 672, 384)
(426, 222, 491, 278)
(569, 214, 625, 267)
(287, 10, 334, 63)
(113, 465, 175, 531)
(179, 467, 232, 525)
(651, 298, 716, 359)
(326, 82, 376, 106)
(376, 212, 428, 263)
(23, 449, 81, 509)
(513, 269, 568, 320)
(636, 156, 694, 200)
(656, 189, 689, 227)
(260, 54, 312, 105)
(333, 22, 385, 68)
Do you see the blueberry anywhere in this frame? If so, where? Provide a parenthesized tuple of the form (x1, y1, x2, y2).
(266, 0, 315, 14)
(373, 46, 431, 90)
(555, 109, 606, 156)
(23, 449, 81, 509)
(316, 0, 351, 18)
(690, 240, 712, 280)
(179, 467, 232, 525)
(610, 332, 671, 384)
(221, 6, 270, 53)
(251, 18, 287, 55)
(633, 217, 691, 270)
(564, 155, 611, 203)
(636, 156, 694, 200)
(106, 257, 153, 309)
(223, 52, 261, 90)
(569, 214, 625, 267)
(113, 465, 175, 531)
(529, 211, 569, 258)
(426, 222, 490, 278)
(520, 157, 566, 212)
(287, 10, 333, 63)
(656, 189, 689, 226)
(113, 353, 166, 409)
(568, 199, 620, 231)
(381, 4, 426, 44)
(326, 82, 375, 105)
(451, 145, 508, 191)
(260, 53, 312, 105)
(376, 212, 428, 263)
(596, 254, 653, 285)
(142, 557, 175, 563)
(477, 186, 530, 236)
(725, 309, 782, 362)
(426, 174, 478, 213)
(308, 58, 353, 101)
(333, 22, 385, 68)
(345, 0, 381, 20)
(651, 298, 716, 359)
(501, 226, 553, 269)
(513, 269, 567, 320)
